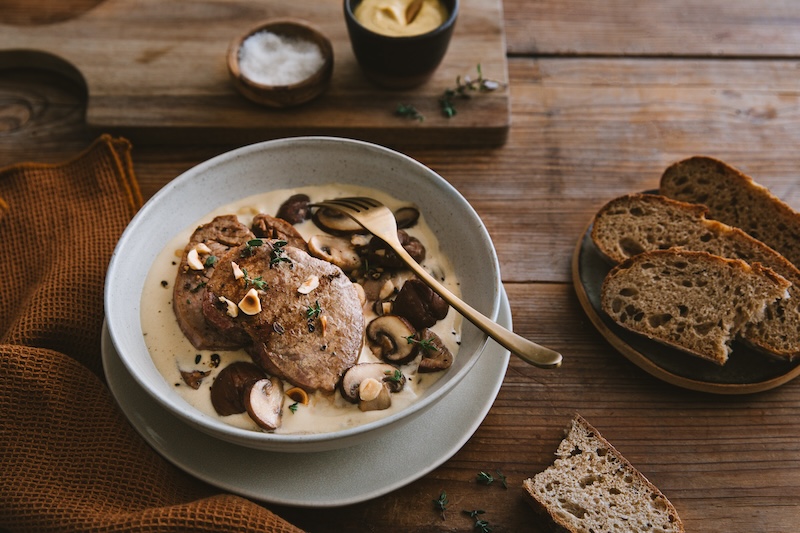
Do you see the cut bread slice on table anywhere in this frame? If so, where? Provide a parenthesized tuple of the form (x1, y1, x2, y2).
(600, 249, 790, 365)
(591, 193, 800, 359)
(523, 414, 684, 533)
(660, 155, 800, 269)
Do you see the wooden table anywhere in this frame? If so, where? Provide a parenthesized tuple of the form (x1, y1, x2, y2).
(3, 1, 800, 531)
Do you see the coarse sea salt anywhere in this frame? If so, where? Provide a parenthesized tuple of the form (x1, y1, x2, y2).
(238, 30, 324, 86)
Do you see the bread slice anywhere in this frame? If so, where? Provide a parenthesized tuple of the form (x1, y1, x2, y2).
(660, 156, 800, 269)
(591, 193, 800, 359)
(523, 414, 684, 533)
(601, 249, 790, 364)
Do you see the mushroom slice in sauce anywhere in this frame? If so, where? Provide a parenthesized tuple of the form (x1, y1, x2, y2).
(366, 315, 420, 364)
(210, 361, 267, 416)
(417, 329, 453, 372)
(307, 234, 362, 272)
(394, 206, 420, 229)
(244, 376, 284, 430)
(312, 207, 366, 235)
(339, 362, 406, 411)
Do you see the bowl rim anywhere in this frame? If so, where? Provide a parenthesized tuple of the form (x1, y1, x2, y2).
(227, 17, 334, 91)
(105, 136, 500, 450)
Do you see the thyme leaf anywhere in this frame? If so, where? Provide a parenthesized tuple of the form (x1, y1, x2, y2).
(433, 490, 449, 520)
(240, 238, 264, 258)
(241, 268, 268, 290)
(395, 103, 425, 122)
(463, 510, 492, 532)
(439, 64, 505, 118)
(404, 335, 438, 352)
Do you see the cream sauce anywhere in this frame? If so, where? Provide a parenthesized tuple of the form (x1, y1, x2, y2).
(354, 0, 448, 37)
(141, 183, 461, 434)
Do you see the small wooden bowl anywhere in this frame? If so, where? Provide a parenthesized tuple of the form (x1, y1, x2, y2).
(227, 19, 334, 108)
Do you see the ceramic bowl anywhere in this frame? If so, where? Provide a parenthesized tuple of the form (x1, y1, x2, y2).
(344, 0, 458, 88)
(105, 136, 501, 453)
(227, 19, 334, 108)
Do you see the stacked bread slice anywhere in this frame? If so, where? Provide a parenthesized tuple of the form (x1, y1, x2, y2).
(591, 157, 800, 364)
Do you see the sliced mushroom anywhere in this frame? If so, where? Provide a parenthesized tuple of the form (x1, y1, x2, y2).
(393, 278, 449, 330)
(312, 207, 367, 235)
(275, 193, 311, 225)
(417, 329, 453, 372)
(244, 376, 284, 430)
(358, 378, 392, 411)
(210, 362, 266, 416)
(366, 315, 419, 364)
(339, 362, 407, 404)
(308, 234, 362, 271)
(394, 206, 420, 229)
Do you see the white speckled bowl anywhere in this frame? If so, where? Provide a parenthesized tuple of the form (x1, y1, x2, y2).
(105, 137, 500, 452)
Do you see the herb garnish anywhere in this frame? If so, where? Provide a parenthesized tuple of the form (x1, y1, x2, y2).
(269, 240, 293, 267)
(306, 301, 322, 320)
(463, 510, 492, 532)
(204, 255, 218, 267)
(306, 301, 323, 332)
(240, 238, 264, 258)
(395, 103, 425, 122)
(439, 64, 504, 118)
(433, 490, 449, 520)
(190, 281, 207, 293)
(384, 369, 403, 383)
(241, 268, 268, 290)
(288, 402, 299, 414)
(476, 469, 508, 488)
(405, 335, 438, 352)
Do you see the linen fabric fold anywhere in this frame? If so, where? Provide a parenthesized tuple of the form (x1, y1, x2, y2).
(0, 135, 302, 533)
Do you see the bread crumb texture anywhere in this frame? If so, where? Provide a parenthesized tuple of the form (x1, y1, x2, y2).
(524, 415, 684, 533)
(600, 249, 789, 364)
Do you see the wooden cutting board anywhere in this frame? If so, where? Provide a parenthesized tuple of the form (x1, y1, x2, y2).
(0, 0, 509, 146)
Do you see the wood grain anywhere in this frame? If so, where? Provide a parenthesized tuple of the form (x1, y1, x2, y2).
(0, 0, 510, 146)
(2, 2, 800, 531)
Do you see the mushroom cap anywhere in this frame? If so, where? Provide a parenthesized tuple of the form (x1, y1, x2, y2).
(339, 362, 406, 403)
(244, 376, 284, 430)
(366, 315, 420, 364)
(307, 234, 363, 272)
(210, 361, 267, 416)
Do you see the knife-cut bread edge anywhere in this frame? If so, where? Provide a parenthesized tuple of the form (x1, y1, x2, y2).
(600, 249, 790, 365)
(591, 193, 800, 359)
(523, 414, 684, 533)
(660, 155, 800, 269)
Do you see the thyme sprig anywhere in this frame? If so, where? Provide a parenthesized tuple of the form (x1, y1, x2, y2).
(384, 368, 404, 384)
(395, 103, 425, 122)
(463, 509, 492, 532)
(405, 335, 438, 352)
(432, 490, 449, 520)
(240, 238, 264, 258)
(439, 64, 505, 118)
(269, 240, 293, 267)
(241, 268, 268, 290)
(476, 469, 507, 488)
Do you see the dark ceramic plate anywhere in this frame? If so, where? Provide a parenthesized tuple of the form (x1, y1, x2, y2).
(572, 222, 800, 394)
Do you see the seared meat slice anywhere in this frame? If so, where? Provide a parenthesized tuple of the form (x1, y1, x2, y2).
(203, 240, 364, 393)
(251, 213, 308, 252)
(173, 215, 254, 350)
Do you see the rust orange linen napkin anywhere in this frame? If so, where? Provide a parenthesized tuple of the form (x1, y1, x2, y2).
(0, 135, 302, 533)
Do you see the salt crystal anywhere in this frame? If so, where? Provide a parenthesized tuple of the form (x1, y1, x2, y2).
(238, 30, 325, 86)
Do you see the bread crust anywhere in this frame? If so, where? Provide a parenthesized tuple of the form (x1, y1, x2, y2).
(523, 414, 685, 533)
(591, 193, 800, 359)
(660, 156, 800, 269)
(600, 249, 790, 364)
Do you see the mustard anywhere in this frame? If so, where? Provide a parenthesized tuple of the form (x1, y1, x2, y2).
(354, 0, 448, 37)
